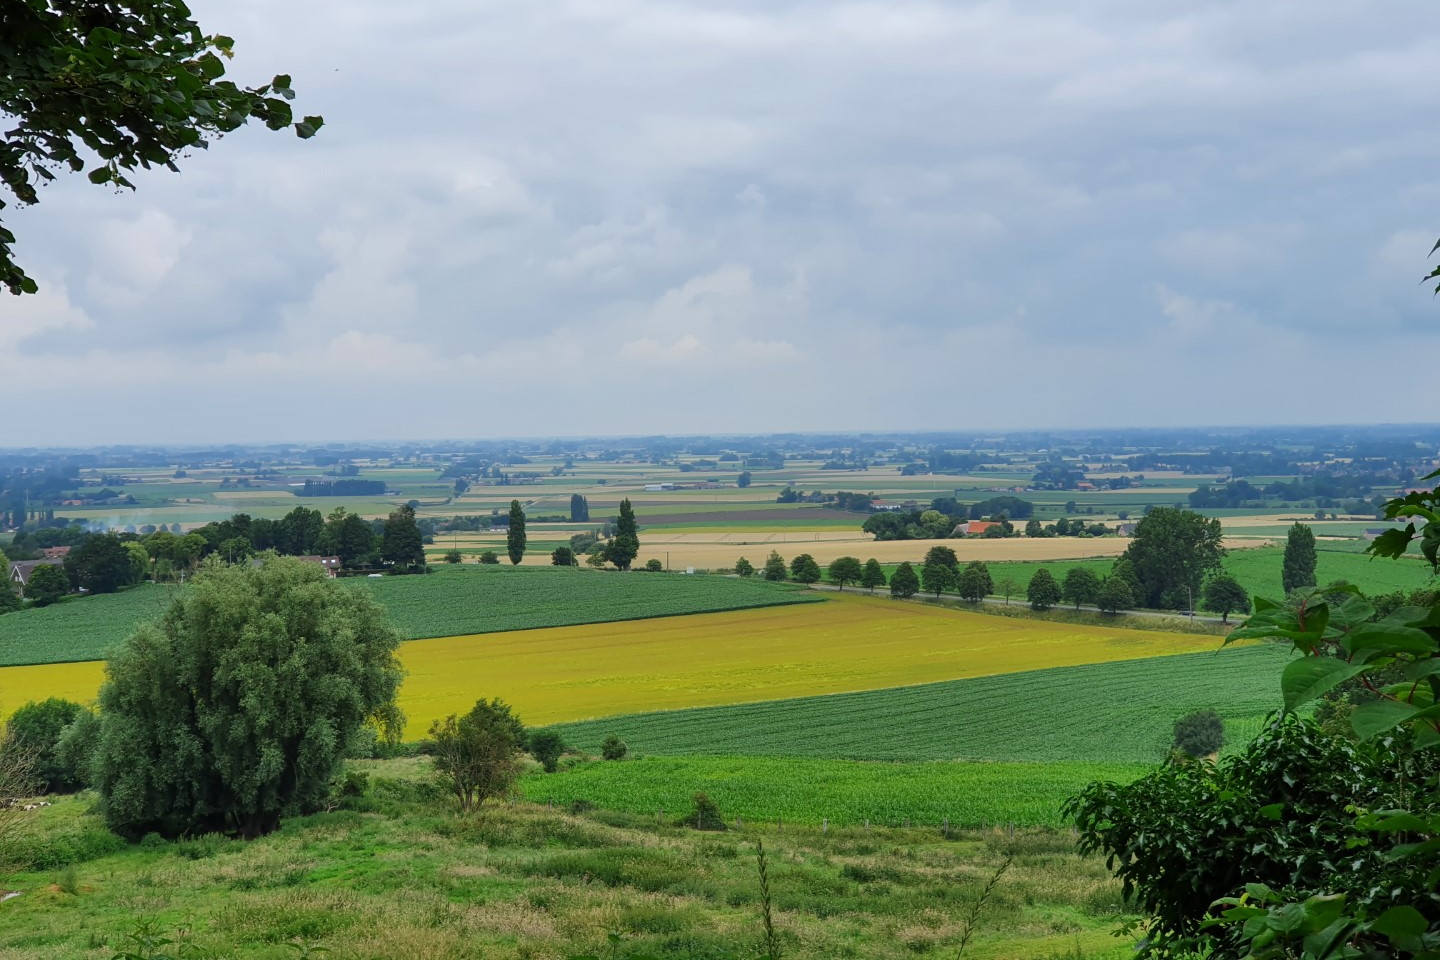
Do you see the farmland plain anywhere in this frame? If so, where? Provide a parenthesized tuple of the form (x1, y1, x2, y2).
(0, 591, 1231, 738)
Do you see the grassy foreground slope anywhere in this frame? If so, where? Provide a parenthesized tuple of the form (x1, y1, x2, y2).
(0, 566, 819, 667)
(549, 643, 1291, 765)
(1, 758, 1134, 960)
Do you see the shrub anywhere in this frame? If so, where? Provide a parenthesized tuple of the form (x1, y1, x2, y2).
(528, 730, 566, 773)
(680, 791, 727, 831)
(643, 558, 664, 572)
(54, 708, 101, 789)
(442, 549, 462, 564)
(478, 551, 500, 564)
(734, 557, 754, 577)
(431, 698, 524, 812)
(551, 546, 576, 566)
(601, 735, 628, 760)
(6, 698, 84, 792)
(1172, 708, 1224, 759)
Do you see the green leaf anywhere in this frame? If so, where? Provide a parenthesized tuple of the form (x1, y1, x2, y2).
(1370, 905, 1428, 950)
(1303, 916, 1356, 960)
(1281, 658, 1369, 712)
(1258, 802, 1285, 821)
(1352, 699, 1419, 740)
(87, 168, 111, 184)
(1343, 623, 1438, 661)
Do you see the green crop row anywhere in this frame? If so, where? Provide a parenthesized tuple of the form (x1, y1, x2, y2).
(548, 643, 1294, 766)
(523, 755, 1146, 828)
(0, 566, 820, 668)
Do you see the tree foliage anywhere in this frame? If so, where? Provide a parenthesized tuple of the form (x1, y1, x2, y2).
(1119, 507, 1225, 608)
(6, 697, 83, 792)
(921, 559, 956, 597)
(828, 556, 863, 590)
(1095, 576, 1134, 614)
(550, 546, 576, 567)
(607, 499, 640, 571)
(1172, 708, 1225, 759)
(889, 561, 919, 599)
(761, 551, 787, 582)
(569, 494, 590, 523)
(23, 563, 68, 605)
(1201, 573, 1250, 623)
(381, 504, 425, 572)
(506, 500, 527, 565)
(790, 553, 821, 584)
(64, 533, 133, 593)
(92, 557, 404, 838)
(1282, 521, 1319, 595)
(1026, 568, 1061, 610)
(861, 558, 887, 592)
(430, 698, 523, 813)
(0, 2, 323, 295)
(527, 730, 565, 773)
(1062, 567, 1100, 610)
(733, 557, 754, 577)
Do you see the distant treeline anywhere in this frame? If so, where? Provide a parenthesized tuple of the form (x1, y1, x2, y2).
(295, 479, 387, 497)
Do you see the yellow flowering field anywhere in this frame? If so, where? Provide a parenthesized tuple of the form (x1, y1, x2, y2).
(0, 594, 1223, 738)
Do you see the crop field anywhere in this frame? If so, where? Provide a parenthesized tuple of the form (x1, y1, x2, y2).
(549, 643, 1290, 765)
(0, 567, 820, 668)
(523, 756, 1146, 828)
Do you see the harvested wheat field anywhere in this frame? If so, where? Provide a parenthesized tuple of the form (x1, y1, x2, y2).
(0, 593, 1225, 738)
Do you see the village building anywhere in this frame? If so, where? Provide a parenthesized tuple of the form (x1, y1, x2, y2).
(8, 558, 65, 589)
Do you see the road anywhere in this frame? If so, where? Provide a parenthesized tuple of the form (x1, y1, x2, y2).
(803, 582, 1233, 626)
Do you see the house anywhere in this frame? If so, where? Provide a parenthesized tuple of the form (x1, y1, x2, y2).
(644, 483, 677, 492)
(870, 500, 905, 512)
(965, 520, 998, 536)
(39, 546, 71, 560)
(8, 558, 64, 589)
(295, 556, 343, 578)
(1115, 523, 1138, 537)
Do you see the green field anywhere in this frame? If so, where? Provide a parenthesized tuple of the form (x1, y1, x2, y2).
(548, 643, 1291, 766)
(0, 567, 821, 668)
(524, 756, 1140, 828)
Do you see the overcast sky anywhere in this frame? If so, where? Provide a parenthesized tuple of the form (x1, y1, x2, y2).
(2, 0, 1438, 445)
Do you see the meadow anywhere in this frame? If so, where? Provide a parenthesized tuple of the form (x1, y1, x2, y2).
(0, 567, 820, 668)
(522, 756, 1146, 829)
(547, 643, 1290, 766)
(0, 758, 1137, 960)
(0, 592, 1228, 738)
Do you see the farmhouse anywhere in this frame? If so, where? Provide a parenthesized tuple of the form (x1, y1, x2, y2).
(1115, 523, 1138, 537)
(963, 521, 999, 536)
(644, 483, 678, 492)
(870, 500, 905, 512)
(39, 546, 71, 559)
(8, 558, 64, 589)
(296, 556, 343, 577)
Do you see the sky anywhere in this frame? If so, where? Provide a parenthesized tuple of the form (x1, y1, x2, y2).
(2, 0, 1438, 445)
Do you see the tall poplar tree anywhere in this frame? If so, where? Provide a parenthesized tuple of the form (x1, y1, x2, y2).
(1281, 521, 1317, 594)
(506, 500, 527, 565)
(569, 494, 590, 522)
(607, 498, 640, 571)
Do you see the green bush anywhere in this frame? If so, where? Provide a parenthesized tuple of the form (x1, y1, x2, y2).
(528, 730, 566, 773)
(478, 551, 500, 564)
(680, 791, 727, 831)
(1172, 708, 1224, 758)
(601, 735, 628, 760)
(7, 698, 85, 792)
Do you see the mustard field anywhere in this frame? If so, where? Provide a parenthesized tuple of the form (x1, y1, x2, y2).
(0, 593, 1225, 738)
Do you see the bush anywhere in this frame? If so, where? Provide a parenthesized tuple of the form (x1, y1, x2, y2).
(680, 791, 727, 831)
(442, 549, 462, 564)
(643, 558, 664, 572)
(734, 557, 754, 577)
(478, 551, 500, 564)
(431, 698, 524, 812)
(601, 735, 628, 760)
(1172, 708, 1225, 759)
(6, 698, 84, 792)
(54, 708, 101, 789)
(528, 730, 566, 773)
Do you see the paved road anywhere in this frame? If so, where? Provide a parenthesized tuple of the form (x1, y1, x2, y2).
(803, 582, 1233, 626)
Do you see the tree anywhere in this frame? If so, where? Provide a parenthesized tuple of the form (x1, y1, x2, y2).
(922, 545, 959, 572)
(890, 561, 919, 599)
(957, 560, 993, 602)
(734, 557, 755, 577)
(1172, 708, 1225, 759)
(1026, 568, 1061, 610)
(1201, 573, 1249, 623)
(324, 508, 379, 567)
(443, 549, 462, 564)
(1062, 567, 1101, 610)
(506, 500, 527, 565)
(1111, 557, 1141, 600)
(607, 499, 640, 571)
(601, 735, 628, 760)
(24, 563, 69, 606)
(997, 575, 1018, 605)
(551, 546, 576, 567)
(124, 541, 151, 584)
(1118, 507, 1224, 608)
(527, 730, 566, 773)
(429, 698, 523, 813)
(922, 560, 957, 597)
(1281, 521, 1318, 594)
(828, 556, 863, 590)
(92, 557, 403, 838)
(1024, 519, 1045, 538)
(478, 550, 500, 565)
(1095, 576, 1133, 614)
(762, 551, 787, 582)
(790, 554, 821, 584)
(63, 533, 131, 593)
(6, 698, 83, 792)
(381, 504, 426, 572)
(0, 4, 323, 295)
(0, 580, 17, 615)
(586, 550, 608, 569)
(643, 558, 663, 572)
(737, 471, 752, 488)
(569, 494, 590, 523)
(861, 558, 887, 593)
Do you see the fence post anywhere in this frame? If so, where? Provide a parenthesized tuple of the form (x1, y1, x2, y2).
(943, 816, 950, 838)
(822, 817, 828, 834)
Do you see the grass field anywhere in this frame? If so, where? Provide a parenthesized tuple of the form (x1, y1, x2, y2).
(523, 756, 1145, 828)
(0, 593, 1228, 738)
(548, 643, 1291, 765)
(0, 757, 1137, 959)
(0, 567, 820, 668)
